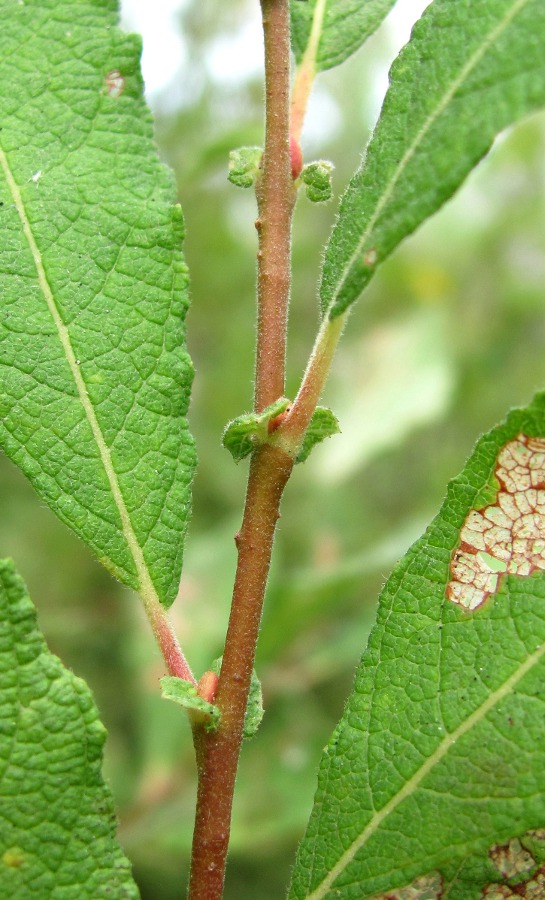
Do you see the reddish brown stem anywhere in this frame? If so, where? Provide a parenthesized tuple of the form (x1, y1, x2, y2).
(188, 446, 293, 899)
(255, 0, 295, 412)
(187, 1, 295, 897)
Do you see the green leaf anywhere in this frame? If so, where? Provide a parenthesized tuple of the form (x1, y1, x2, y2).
(211, 658, 264, 740)
(289, 391, 545, 899)
(222, 398, 291, 462)
(290, 0, 397, 72)
(160, 676, 220, 730)
(0, 558, 139, 898)
(321, 0, 545, 319)
(242, 669, 264, 740)
(295, 407, 340, 464)
(300, 161, 334, 204)
(228, 146, 263, 188)
(0, 0, 195, 607)
(434, 828, 545, 899)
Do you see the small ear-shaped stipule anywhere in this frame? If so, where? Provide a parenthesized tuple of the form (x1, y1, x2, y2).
(197, 670, 220, 704)
(290, 136, 303, 181)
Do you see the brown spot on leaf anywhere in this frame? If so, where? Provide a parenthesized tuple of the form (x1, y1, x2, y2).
(372, 871, 442, 899)
(447, 434, 545, 610)
(528, 829, 545, 843)
(490, 838, 536, 879)
(482, 865, 545, 898)
(2, 847, 25, 868)
(104, 70, 125, 97)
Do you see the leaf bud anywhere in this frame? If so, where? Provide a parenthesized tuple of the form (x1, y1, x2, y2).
(228, 146, 263, 188)
(300, 160, 334, 203)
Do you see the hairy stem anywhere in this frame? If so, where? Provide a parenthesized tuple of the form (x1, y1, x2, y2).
(187, 2, 295, 897)
(143, 593, 196, 684)
(189, 445, 294, 899)
(255, 0, 295, 412)
(273, 311, 348, 457)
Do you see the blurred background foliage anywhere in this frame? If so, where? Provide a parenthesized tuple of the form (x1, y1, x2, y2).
(3, 0, 545, 896)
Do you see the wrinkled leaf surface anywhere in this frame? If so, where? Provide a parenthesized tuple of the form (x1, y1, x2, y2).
(0, 0, 195, 606)
(0, 558, 139, 898)
(321, 0, 545, 318)
(289, 392, 545, 899)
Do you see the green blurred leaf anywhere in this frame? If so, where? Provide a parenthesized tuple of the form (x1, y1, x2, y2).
(296, 407, 340, 463)
(0, 558, 139, 898)
(160, 676, 220, 730)
(222, 398, 291, 462)
(290, 0, 397, 72)
(289, 391, 545, 899)
(0, 0, 195, 607)
(321, 0, 545, 318)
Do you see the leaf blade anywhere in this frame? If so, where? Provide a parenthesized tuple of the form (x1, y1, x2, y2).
(321, 0, 545, 318)
(161, 676, 221, 729)
(295, 406, 340, 464)
(290, 0, 398, 72)
(0, 558, 139, 898)
(0, 0, 195, 606)
(289, 392, 545, 899)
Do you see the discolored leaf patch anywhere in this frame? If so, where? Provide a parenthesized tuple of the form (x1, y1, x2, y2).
(447, 435, 545, 611)
(289, 393, 545, 900)
(371, 871, 442, 899)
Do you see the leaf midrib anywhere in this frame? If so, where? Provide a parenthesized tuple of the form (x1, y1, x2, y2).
(0, 145, 158, 605)
(326, 0, 530, 318)
(301, 0, 328, 77)
(303, 636, 545, 899)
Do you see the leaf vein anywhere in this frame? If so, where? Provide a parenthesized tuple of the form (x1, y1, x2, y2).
(0, 144, 158, 605)
(303, 637, 545, 899)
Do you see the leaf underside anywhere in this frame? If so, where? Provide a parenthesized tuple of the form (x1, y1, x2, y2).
(160, 676, 221, 729)
(0, 559, 139, 898)
(295, 407, 340, 464)
(321, 0, 545, 319)
(0, 0, 195, 607)
(289, 392, 545, 900)
(290, 0, 398, 72)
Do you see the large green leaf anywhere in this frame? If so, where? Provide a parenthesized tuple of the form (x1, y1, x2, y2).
(290, 0, 397, 72)
(321, 0, 545, 318)
(0, 558, 139, 898)
(0, 0, 195, 607)
(289, 392, 545, 899)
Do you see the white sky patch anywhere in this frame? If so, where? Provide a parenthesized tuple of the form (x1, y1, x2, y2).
(120, 0, 433, 108)
(388, 0, 433, 45)
(303, 84, 342, 149)
(367, 0, 434, 121)
(300, 0, 434, 154)
(120, 0, 189, 98)
(205, 17, 264, 87)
